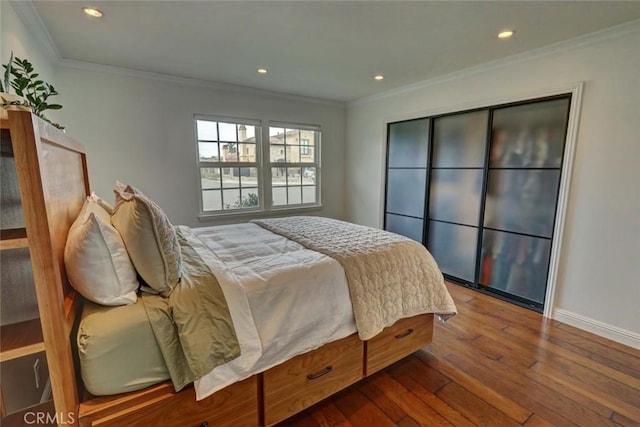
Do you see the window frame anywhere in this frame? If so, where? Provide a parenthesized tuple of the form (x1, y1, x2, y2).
(267, 122, 321, 210)
(195, 115, 263, 216)
(195, 116, 322, 219)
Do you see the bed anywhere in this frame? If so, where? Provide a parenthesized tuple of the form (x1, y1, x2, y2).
(79, 222, 357, 398)
(4, 110, 456, 427)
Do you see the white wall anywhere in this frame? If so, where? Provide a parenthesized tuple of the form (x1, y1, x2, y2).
(1, 0, 346, 225)
(53, 66, 346, 226)
(1, 2, 58, 118)
(345, 24, 640, 345)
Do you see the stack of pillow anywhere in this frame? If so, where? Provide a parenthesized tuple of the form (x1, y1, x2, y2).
(64, 183, 182, 306)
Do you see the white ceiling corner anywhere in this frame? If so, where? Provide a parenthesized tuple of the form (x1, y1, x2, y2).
(10, 0, 61, 63)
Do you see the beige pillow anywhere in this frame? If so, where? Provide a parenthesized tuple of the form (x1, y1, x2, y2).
(90, 191, 114, 214)
(64, 194, 138, 306)
(111, 184, 181, 296)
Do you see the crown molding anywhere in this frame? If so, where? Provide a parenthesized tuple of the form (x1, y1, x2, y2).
(15, 0, 639, 109)
(9, 0, 61, 63)
(11, 1, 343, 107)
(57, 59, 345, 108)
(348, 18, 640, 107)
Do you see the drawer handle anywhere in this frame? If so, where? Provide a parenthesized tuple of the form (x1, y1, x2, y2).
(201, 423, 208, 427)
(395, 328, 414, 339)
(307, 365, 333, 380)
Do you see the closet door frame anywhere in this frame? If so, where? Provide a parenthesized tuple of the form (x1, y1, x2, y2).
(381, 82, 584, 319)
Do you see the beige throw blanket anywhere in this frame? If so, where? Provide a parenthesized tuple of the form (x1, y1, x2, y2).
(142, 227, 240, 391)
(252, 217, 457, 340)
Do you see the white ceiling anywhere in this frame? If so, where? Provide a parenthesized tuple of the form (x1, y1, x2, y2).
(32, 1, 640, 102)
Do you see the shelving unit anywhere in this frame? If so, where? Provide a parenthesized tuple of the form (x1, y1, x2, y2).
(1, 111, 51, 422)
(0, 318, 45, 362)
(1, 110, 86, 426)
(0, 228, 28, 250)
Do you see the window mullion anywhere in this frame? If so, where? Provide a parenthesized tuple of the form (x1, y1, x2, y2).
(261, 122, 273, 209)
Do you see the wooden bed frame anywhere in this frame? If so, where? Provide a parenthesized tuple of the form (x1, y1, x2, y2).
(3, 111, 434, 427)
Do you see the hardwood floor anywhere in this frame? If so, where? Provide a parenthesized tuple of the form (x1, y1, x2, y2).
(278, 282, 640, 426)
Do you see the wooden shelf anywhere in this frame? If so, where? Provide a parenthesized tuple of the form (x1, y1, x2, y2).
(0, 113, 9, 129)
(0, 318, 45, 362)
(0, 228, 28, 250)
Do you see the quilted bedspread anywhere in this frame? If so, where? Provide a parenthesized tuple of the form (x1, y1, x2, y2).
(252, 216, 457, 340)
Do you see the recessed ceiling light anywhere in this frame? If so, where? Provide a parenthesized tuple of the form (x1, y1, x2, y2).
(498, 30, 515, 39)
(83, 7, 103, 18)
(257, 68, 268, 74)
(374, 74, 384, 81)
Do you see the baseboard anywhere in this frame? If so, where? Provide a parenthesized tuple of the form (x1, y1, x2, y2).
(552, 309, 640, 350)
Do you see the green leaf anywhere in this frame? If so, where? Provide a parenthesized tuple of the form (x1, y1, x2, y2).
(2, 54, 62, 123)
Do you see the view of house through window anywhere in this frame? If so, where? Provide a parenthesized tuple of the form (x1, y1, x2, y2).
(196, 117, 261, 212)
(269, 125, 319, 207)
(195, 116, 320, 215)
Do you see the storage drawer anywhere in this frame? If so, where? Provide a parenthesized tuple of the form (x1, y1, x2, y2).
(81, 376, 257, 427)
(365, 313, 434, 376)
(264, 334, 363, 426)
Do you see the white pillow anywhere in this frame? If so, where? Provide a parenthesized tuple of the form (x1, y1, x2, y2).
(64, 194, 138, 306)
(111, 183, 181, 296)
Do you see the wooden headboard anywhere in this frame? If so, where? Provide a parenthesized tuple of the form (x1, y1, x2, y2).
(6, 110, 89, 423)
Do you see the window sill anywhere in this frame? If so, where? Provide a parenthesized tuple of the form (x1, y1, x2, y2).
(197, 204, 323, 223)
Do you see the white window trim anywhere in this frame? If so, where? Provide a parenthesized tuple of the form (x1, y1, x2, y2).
(195, 114, 263, 216)
(266, 122, 321, 209)
(195, 116, 322, 220)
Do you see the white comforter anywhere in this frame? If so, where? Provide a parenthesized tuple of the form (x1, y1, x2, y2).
(187, 224, 356, 401)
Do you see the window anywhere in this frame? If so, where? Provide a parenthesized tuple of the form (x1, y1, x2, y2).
(195, 117, 320, 215)
(269, 125, 320, 207)
(196, 116, 261, 213)
(300, 139, 310, 155)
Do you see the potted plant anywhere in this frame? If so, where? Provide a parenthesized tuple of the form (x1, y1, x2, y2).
(0, 51, 28, 110)
(2, 53, 64, 129)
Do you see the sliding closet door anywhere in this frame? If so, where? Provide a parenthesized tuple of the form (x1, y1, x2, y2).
(384, 95, 572, 311)
(480, 97, 570, 307)
(427, 111, 488, 283)
(384, 119, 430, 242)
